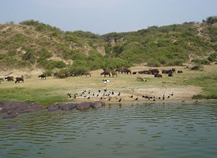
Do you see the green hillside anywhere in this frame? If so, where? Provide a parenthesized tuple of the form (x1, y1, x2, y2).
(1, 16, 217, 75)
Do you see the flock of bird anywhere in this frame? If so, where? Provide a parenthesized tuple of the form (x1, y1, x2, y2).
(66, 88, 174, 102)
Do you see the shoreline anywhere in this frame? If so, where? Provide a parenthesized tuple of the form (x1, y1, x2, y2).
(1, 98, 217, 107)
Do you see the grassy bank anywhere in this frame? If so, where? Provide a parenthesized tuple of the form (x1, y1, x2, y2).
(1, 64, 217, 106)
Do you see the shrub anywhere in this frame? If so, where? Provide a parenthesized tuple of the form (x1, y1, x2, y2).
(22, 48, 35, 64)
(207, 52, 217, 62)
(147, 58, 161, 67)
(192, 58, 210, 65)
(69, 65, 89, 76)
(71, 51, 86, 60)
(44, 70, 53, 76)
(191, 64, 203, 70)
(36, 48, 53, 58)
(17, 61, 30, 68)
(192, 94, 205, 99)
(48, 61, 66, 69)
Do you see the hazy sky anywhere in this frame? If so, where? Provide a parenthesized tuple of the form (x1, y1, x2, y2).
(1, 0, 217, 34)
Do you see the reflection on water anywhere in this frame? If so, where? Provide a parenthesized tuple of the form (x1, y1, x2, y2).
(1, 102, 217, 158)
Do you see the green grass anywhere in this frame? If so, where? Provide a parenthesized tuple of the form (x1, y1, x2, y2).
(1, 64, 217, 106)
(0, 87, 68, 106)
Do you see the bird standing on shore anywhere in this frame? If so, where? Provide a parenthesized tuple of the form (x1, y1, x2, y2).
(67, 93, 72, 98)
(118, 97, 122, 102)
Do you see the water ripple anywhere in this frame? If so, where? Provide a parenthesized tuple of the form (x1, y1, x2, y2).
(1, 103, 217, 157)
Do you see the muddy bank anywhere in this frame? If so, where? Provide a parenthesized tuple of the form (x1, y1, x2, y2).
(0, 101, 105, 119)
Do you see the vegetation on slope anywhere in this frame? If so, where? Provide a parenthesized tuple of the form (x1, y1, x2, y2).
(0, 16, 217, 76)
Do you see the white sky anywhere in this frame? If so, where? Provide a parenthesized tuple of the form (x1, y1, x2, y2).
(0, 0, 217, 34)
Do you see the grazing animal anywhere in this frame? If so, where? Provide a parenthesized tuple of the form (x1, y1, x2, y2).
(149, 69, 159, 75)
(177, 70, 183, 73)
(5, 76, 14, 82)
(101, 71, 111, 77)
(64, 72, 70, 77)
(58, 73, 66, 78)
(115, 68, 122, 73)
(103, 79, 110, 84)
(38, 74, 46, 79)
(15, 75, 24, 83)
(111, 72, 118, 77)
(132, 71, 137, 74)
(137, 77, 147, 82)
(154, 74, 162, 78)
(53, 73, 58, 77)
(168, 73, 173, 77)
(121, 68, 131, 74)
(162, 69, 173, 74)
(84, 72, 91, 77)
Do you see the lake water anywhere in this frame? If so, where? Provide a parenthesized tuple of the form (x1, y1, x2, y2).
(1, 102, 217, 158)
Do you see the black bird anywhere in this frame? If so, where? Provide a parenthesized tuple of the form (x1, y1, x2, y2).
(104, 89, 107, 92)
(87, 96, 90, 99)
(118, 97, 122, 102)
(100, 97, 103, 100)
(112, 91, 114, 95)
(98, 89, 101, 93)
(171, 92, 174, 96)
(163, 95, 165, 100)
(130, 95, 133, 98)
(96, 94, 99, 97)
(135, 96, 138, 100)
(67, 93, 72, 98)
(108, 97, 111, 101)
(117, 92, 121, 96)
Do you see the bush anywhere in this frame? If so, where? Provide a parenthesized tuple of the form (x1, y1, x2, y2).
(192, 58, 210, 65)
(47, 61, 67, 70)
(192, 94, 205, 99)
(17, 61, 30, 68)
(71, 51, 86, 60)
(166, 59, 184, 66)
(191, 64, 203, 70)
(22, 48, 35, 64)
(44, 70, 53, 76)
(147, 58, 161, 67)
(36, 48, 52, 58)
(208, 52, 217, 62)
(69, 65, 89, 76)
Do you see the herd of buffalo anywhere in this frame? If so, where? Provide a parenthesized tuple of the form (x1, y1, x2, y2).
(0, 101, 105, 119)
(1, 67, 183, 83)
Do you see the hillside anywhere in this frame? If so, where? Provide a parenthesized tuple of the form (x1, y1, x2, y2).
(1, 17, 217, 76)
